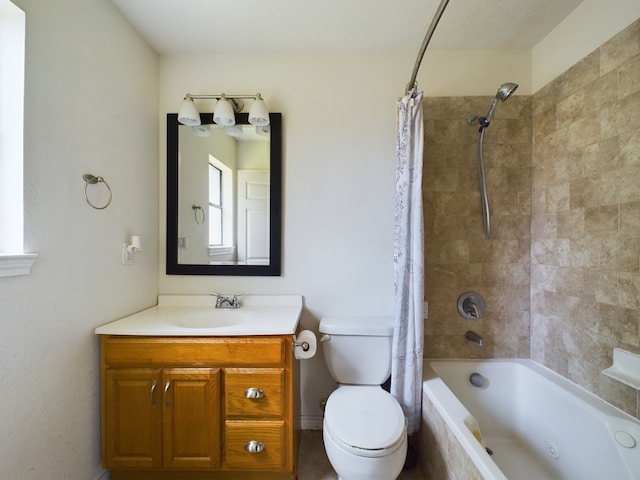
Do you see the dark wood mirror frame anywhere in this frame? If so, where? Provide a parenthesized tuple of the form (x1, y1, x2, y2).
(166, 112, 282, 276)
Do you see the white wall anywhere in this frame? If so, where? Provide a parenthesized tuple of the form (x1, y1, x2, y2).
(0, 1, 158, 479)
(533, 0, 640, 92)
(419, 49, 532, 95)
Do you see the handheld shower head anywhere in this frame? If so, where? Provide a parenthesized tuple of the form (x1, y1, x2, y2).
(482, 82, 519, 126)
(467, 82, 519, 132)
(496, 82, 518, 102)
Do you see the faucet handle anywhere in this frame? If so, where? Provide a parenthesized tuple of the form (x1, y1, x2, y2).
(232, 292, 244, 307)
(210, 292, 224, 307)
(458, 292, 485, 319)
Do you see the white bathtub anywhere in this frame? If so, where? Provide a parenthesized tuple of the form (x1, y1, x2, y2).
(421, 359, 640, 480)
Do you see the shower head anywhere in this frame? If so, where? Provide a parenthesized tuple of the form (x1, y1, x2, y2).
(496, 82, 518, 102)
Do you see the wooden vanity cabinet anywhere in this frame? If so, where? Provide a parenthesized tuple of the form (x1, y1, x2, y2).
(100, 335, 299, 480)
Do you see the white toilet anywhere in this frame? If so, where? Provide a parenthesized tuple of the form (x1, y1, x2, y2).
(319, 316, 408, 480)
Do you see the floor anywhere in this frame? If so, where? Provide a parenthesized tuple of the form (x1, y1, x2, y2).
(298, 430, 426, 480)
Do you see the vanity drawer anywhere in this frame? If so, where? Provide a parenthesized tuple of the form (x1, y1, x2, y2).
(225, 368, 285, 417)
(224, 420, 286, 469)
(102, 336, 286, 366)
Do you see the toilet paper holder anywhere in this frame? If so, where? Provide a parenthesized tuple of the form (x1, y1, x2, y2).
(293, 338, 310, 352)
(292, 330, 317, 359)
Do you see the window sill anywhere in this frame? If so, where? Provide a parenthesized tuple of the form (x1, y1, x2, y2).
(208, 246, 236, 257)
(0, 253, 38, 277)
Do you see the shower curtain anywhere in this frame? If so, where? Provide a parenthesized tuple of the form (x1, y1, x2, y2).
(392, 88, 424, 435)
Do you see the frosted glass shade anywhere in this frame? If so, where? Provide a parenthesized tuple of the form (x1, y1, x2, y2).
(224, 125, 243, 137)
(177, 97, 201, 126)
(213, 97, 236, 126)
(249, 95, 270, 126)
(191, 125, 211, 137)
(256, 125, 270, 137)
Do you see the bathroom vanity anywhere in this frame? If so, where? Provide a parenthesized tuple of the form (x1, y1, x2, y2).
(95, 295, 303, 480)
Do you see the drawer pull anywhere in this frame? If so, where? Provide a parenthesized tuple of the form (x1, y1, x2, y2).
(245, 440, 265, 453)
(244, 387, 265, 399)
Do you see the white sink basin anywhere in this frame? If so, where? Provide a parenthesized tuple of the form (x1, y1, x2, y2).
(170, 309, 251, 328)
(94, 295, 302, 336)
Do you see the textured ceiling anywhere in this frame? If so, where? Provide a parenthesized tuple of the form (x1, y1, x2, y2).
(109, 0, 584, 55)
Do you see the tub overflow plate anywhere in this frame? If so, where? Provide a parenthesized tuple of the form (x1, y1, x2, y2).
(615, 431, 636, 448)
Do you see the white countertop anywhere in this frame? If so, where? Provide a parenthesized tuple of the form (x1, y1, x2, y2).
(94, 294, 303, 336)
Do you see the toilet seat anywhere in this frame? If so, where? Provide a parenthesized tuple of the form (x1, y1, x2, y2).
(324, 386, 407, 458)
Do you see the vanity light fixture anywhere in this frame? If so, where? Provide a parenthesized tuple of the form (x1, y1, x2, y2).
(213, 95, 235, 126)
(248, 93, 269, 126)
(177, 93, 270, 127)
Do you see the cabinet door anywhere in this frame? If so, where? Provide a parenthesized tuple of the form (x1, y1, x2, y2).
(104, 368, 163, 469)
(162, 368, 221, 469)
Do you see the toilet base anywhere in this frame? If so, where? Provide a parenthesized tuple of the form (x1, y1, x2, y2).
(323, 427, 407, 480)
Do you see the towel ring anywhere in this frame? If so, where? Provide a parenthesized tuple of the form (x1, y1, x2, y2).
(83, 174, 112, 210)
(192, 205, 205, 224)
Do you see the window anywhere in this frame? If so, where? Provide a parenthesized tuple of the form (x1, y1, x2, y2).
(207, 155, 233, 253)
(0, 0, 36, 277)
(208, 163, 223, 246)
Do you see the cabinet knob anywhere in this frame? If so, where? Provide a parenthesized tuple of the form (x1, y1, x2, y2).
(245, 440, 265, 453)
(244, 387, 265, 399)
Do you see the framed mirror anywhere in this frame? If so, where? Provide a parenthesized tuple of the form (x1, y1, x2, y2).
(166, 112, 282, 275)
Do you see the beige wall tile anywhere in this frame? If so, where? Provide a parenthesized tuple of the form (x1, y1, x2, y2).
(532, 23, 640, 418)
(424, 23, 640, 420)
(600, 20, 640, 75)
(620, 128, 640, 167)
(618, 55, 640, 99)
(584, 205, 618, 237)
(620, 201, 640, 237)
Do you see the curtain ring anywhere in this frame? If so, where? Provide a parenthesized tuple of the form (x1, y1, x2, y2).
(192, 205, 205, 224)
(83, 174, 112, 210)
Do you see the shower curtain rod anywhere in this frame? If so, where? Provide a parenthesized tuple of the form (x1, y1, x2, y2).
(406, 0, 451, 94)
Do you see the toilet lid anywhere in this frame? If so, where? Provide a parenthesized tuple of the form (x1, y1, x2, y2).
(324, 386, 406, 454)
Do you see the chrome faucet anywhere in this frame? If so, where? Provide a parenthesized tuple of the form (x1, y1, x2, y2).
(465, 330, 485, 346)
(211, 292, 243, 309)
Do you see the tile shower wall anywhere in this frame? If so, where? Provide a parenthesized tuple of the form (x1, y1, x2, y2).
(423, 96, 532, 359)
(531, 20, 640, 418)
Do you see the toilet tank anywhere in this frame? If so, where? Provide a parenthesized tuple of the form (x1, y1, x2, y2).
(319, 316, 394, 385)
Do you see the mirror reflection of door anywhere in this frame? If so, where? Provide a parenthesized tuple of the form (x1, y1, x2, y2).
(237, 170, 269, 265)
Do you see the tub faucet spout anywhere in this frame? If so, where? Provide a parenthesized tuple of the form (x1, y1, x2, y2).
(465, 330, 485, 346)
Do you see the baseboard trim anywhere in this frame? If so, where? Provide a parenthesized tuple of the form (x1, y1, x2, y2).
(301, 415, 323, 430)
(94, 470, 111, 480)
